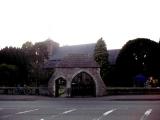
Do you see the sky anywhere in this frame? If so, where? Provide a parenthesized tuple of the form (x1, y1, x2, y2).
(0, 0, 160, 49)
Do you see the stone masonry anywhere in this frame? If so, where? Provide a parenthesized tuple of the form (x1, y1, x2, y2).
(48, 67, 107, 97)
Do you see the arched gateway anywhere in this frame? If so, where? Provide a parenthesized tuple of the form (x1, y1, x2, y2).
(71, 72, 96, 97)
(55, 77, 66, 97)
(48, 54, 107, 97)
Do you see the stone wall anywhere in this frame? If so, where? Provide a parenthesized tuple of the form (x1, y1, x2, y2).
(48, 67, 107, 97)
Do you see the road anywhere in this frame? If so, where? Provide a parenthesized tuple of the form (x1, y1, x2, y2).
(0, 95, 160, 120)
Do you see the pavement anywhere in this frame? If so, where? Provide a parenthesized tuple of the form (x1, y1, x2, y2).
(0, 95, 160, 120)
(0, 95, 52, 101)
(0, 94, 160, 101)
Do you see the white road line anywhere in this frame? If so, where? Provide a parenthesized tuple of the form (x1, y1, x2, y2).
(103, 109, 117, 116)
(40, 108, 76, 120)
(140, 109, 152, 120)
(16, 108, 39, 115)
(40, 115, 56, 120)
(0, 108, 39, 118)
(96, 108, 117, 120)
(63, 109, 77, 114)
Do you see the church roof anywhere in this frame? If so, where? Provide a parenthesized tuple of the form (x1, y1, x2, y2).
(45, 43, 119, 69)
(55, 54, 99, 68)
(49, 43, 96, 60)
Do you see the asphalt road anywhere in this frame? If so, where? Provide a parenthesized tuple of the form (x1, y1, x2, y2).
(0, 95, 160, 120)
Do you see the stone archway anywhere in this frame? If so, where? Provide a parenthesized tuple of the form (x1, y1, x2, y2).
(55, 77, 67, 97)
(71, 72, 96, 97)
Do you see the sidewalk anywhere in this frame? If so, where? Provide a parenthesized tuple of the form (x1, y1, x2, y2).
(0, 95, 53, 101)
(103, 94, 160, 101)
(0, 94, 160, 101)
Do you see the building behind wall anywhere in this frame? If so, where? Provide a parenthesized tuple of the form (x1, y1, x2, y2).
(45, 43, 119, 97)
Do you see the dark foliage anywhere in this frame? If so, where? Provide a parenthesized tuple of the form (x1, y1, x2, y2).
(22, 39, 59, 86)
(0, 47, 30, 86)
(94, 38, 109, 85)
(0, 39, 59, 87)
(115, 38, 160, 86)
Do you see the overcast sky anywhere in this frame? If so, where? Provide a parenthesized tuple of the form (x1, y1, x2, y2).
(0, 0, 160, 49)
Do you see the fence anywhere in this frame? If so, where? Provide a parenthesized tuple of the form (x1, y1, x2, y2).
(0, 87, 49, 96)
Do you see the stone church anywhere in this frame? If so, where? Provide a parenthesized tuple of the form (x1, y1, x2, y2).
(45, 43, 119, 97)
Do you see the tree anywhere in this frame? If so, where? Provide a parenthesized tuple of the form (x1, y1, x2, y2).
(116, 38, 160, 86)
(94, 38, 109, 85)
(0, 47, 30, 86)
(0, 64, 18, 86)
(22, 41, 33, 49)
(0, 39, 59, 87)
(21, 39, 59, 86)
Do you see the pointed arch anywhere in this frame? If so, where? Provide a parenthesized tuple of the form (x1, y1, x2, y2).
(71, 71, 96, 97)
(71, 69, 98, 86)
(55, 77, 67, 97)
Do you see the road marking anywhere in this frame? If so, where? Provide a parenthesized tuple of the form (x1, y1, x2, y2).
(96, 108, 117, 120)
(16, 108, 39, 114)
(140, 109, 152, 120)
(0, 108, 39, 119)
(103, 109, 117, 116)
(40, 108, 76, 120)
(63, 109, 77, 114)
